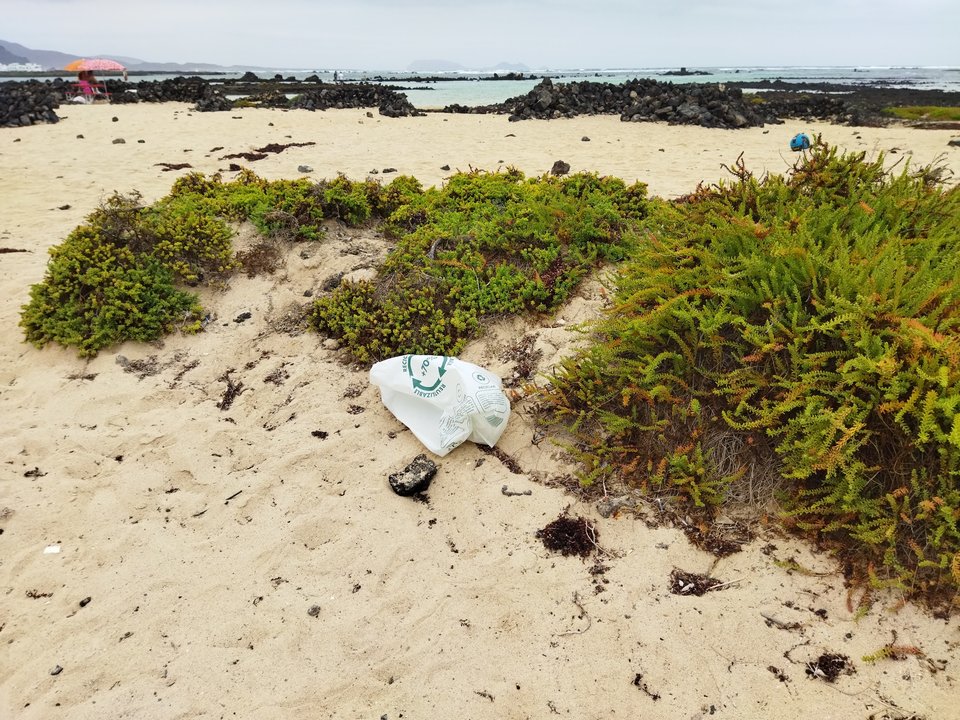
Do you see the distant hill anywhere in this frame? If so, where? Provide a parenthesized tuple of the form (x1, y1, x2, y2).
(0, 43, 30, 64)
(0, 38, 274, 72)
(1, 38, 533, 74)
(0, 39, 79, 69)
(123, 61, 262, 73)
(489, 61, 531, 73)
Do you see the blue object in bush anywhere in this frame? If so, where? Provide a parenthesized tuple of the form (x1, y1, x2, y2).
(790, 133, 811, 151)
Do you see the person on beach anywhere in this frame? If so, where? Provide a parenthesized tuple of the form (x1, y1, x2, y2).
(73, 70, 105, 103)
(73, 70, 94, 103)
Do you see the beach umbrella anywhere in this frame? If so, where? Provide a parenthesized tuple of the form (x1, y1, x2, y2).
(64, 58, 126, 72)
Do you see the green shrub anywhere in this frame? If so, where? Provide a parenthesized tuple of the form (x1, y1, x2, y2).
(310, 169, 647, 362)
(315, 174, 375, 225)
(20, 187, 236, 356)
(377, 174, 425, 216)
(141, 195, 236, 283)
(884, 106, 960, 122)
(543, 142, 960, 599)
(188, 172, 327, 241)
(20, 225, 202, 357)
(20, 172, 431, 357)
(312, 279, 476, 362)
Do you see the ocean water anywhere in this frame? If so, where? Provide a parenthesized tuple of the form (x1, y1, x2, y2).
(12, 66, 960, 109)
(341, 66, 960, 109)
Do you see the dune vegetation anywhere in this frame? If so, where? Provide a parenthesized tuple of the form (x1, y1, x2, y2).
(884, 105, 960, 122)
(20, 142, 960, 606)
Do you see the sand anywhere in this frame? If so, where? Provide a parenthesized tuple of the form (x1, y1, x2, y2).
(1, 104, 958, 719)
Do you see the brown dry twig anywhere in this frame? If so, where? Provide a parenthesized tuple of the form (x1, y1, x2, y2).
(761, 612, 803, 631)
(556, 591, 591, 636)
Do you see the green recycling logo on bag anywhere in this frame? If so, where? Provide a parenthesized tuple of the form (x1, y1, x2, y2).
(402, 354, 451, 398)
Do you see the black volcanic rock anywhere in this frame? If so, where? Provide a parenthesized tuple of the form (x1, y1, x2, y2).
(290, 82, 422, 117)
(127, 76, 234, 111)
(662, 67, 710, 76)
(388, 454, 438, 496)
(438, 76, 960, 129)
(0, 80, 61, 127)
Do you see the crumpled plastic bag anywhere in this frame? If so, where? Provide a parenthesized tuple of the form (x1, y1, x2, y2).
(369, 355, 511, 457)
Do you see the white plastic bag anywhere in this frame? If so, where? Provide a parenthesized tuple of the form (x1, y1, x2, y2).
(370, 355, 511, 457)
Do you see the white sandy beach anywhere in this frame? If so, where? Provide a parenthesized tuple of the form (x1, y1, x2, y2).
(1, 104, 958, 719)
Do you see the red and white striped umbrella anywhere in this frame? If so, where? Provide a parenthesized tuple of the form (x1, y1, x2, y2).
(64, 58, 126, 72)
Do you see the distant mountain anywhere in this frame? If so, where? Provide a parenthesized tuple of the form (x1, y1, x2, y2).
(489, 61, 531, 73)
(0, 44, 30, 64)
(123, 61, 265, 72)
(0, 39, 275, 72)
(0, 39, 80, 69)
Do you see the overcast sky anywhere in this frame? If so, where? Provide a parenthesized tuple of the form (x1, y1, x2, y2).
(5, 0, 957, 70)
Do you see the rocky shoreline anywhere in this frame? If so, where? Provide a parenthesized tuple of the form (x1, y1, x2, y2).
(443, 77, 960, 129)
(0, 77, 423, 126)
(443, 77, 779, 128)
(3, 75, 959, 130)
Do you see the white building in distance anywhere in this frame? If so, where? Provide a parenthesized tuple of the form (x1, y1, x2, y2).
(0, 62, 45, 71)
